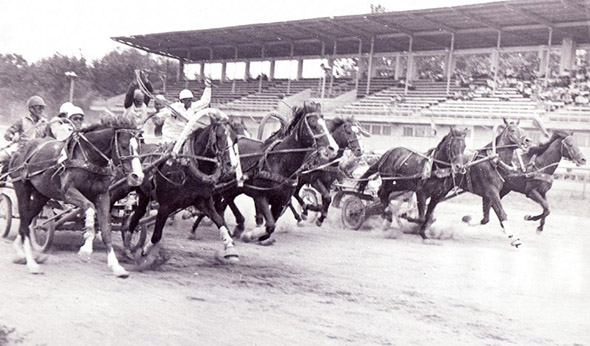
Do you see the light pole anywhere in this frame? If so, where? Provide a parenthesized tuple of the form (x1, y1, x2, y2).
(65, 71, 78, 103)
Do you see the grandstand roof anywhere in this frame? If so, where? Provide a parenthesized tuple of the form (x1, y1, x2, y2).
(112, 0, 590, 62)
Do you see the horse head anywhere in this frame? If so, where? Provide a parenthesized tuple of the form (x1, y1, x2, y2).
(290, 104, 339, 161)
(556, 130, 586, 166)
(436, 126, 468, 173)
(499, 118, 532, 150)
(229, 117, 252, 139)
(188, 113, 241, 184)
(82, 116, 143, 186)
(328, 116, 367, 157)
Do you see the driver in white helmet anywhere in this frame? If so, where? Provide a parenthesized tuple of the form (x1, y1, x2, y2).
(153, 77, 225, 150)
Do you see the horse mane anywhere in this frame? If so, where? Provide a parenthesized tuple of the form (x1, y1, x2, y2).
(261, 106, 306, 148)
(527, 130, 569, 156)
(79, 115, 137, 133)
(327, 117, 345, 133)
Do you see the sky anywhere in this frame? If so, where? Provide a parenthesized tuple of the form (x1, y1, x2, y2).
(0, 0, 504, 63)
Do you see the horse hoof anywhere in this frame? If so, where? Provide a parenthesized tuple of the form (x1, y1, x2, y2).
(78, 250, 92, 263)
(300, 213, 308, 221)
(216, 247, 239, 264)
(240, 233, 254, 243)
(113, 267, 130, 279)
(187, 233, 198, 240)
(233, 225, 245, 239)
(12, 256, 26, 265)
(34, 253, 48, 264)
(258, 238, 276, 246)
(524, 215, 532, 221)
(536, 228, 543, 235)
(315, 219, 323, 227)
(422, 238, 441, 246)
(511, 238, 522, 248)
(28, 264, 43, 275)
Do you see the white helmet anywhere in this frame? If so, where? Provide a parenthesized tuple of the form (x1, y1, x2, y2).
(59, 102, 74, 115)
(179, 89, 194, 100)
(68, 106, 84, 117)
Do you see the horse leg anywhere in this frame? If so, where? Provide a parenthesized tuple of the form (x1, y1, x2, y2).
(524, 189, 550, 234)
(123, 191, 149, 256)
(403, 191, 425, 224)
(197, 197, 238, 262)
(290, 183, 307, 221)
(227, 197, 246, 238)
(480, 197, 491, 225)
(314, 181, 331, 227)
(189, 215, 205, 240)
(287, 201, 302, 224)
(13, 183, 48, 274)
(137, 203, 173, 269)
(241, 197, 274, 242)
(419, 193, 444, 240)
(488, 193, 522, 248)
(95, 193, 128, 278)
(63, 187, 97, 262)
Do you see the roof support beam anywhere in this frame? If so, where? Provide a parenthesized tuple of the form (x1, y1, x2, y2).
(327, 19, 370, 40)
(504, 4, 553, 28)
(406, 13, 456, 33)
(561, 0, 590, 17)
(366, 16, 449, 49)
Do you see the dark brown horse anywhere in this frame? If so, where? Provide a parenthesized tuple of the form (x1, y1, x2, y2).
(459, 119, 532, 247)
(357, 126, 468, 239)
(216, 103, 339, 243)
(124, 116, 241, 265)
(480, 130, 586, 233)
(290, 116, 368, 226)
(10, 117, 143, 276)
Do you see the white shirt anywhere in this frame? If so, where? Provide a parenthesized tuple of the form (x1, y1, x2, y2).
(159, 86, 211, 143)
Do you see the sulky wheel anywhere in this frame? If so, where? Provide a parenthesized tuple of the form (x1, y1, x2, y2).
(122, 223, 148, 252)
(0, 193, 13, 238)
(341, 195, 366, 230)
(30, 205, 56, 252)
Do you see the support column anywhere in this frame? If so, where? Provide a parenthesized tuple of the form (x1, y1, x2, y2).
(544, 28, 554, 85)
(244, 60, 251, 80)
(355, 38, 362, 92)
(221, 62, 227, 83)
(199, 63, 205, 80)
(269, 59, 276, 81)
(394, 53, 401, 80)
(296, 59, 303, 80)
(365, 36, 375, 96)
(177, 60, 184, 82)
(446, 33, 455, 96)
(405, 36, 414, 95)
(560, 37, 576, 75)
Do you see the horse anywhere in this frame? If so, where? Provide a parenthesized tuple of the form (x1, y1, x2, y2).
(9, 116, 144, 277)
(213, 103, 339, 243)
(480, 130, 586, 233)
(124, 114, 241, 266)
(357, 126, 468, 239)
(289, 116, 368, 226)
(458, 119, 532, 247)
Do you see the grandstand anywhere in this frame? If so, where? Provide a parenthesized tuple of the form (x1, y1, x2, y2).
(111, 0, 590, 153)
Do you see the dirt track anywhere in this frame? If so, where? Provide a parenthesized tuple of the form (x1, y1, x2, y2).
(1, 191, 589, 346)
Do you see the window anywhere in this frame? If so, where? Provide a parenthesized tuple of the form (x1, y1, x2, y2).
(382, 125, 392, 136)
(371, 124, 381, 135)
(403, 127, 413, 137)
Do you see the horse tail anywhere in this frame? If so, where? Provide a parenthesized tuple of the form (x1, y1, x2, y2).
(357, 157, 381, 193)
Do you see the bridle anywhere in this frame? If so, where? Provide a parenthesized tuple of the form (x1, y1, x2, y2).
(338, 122, 362, 153)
